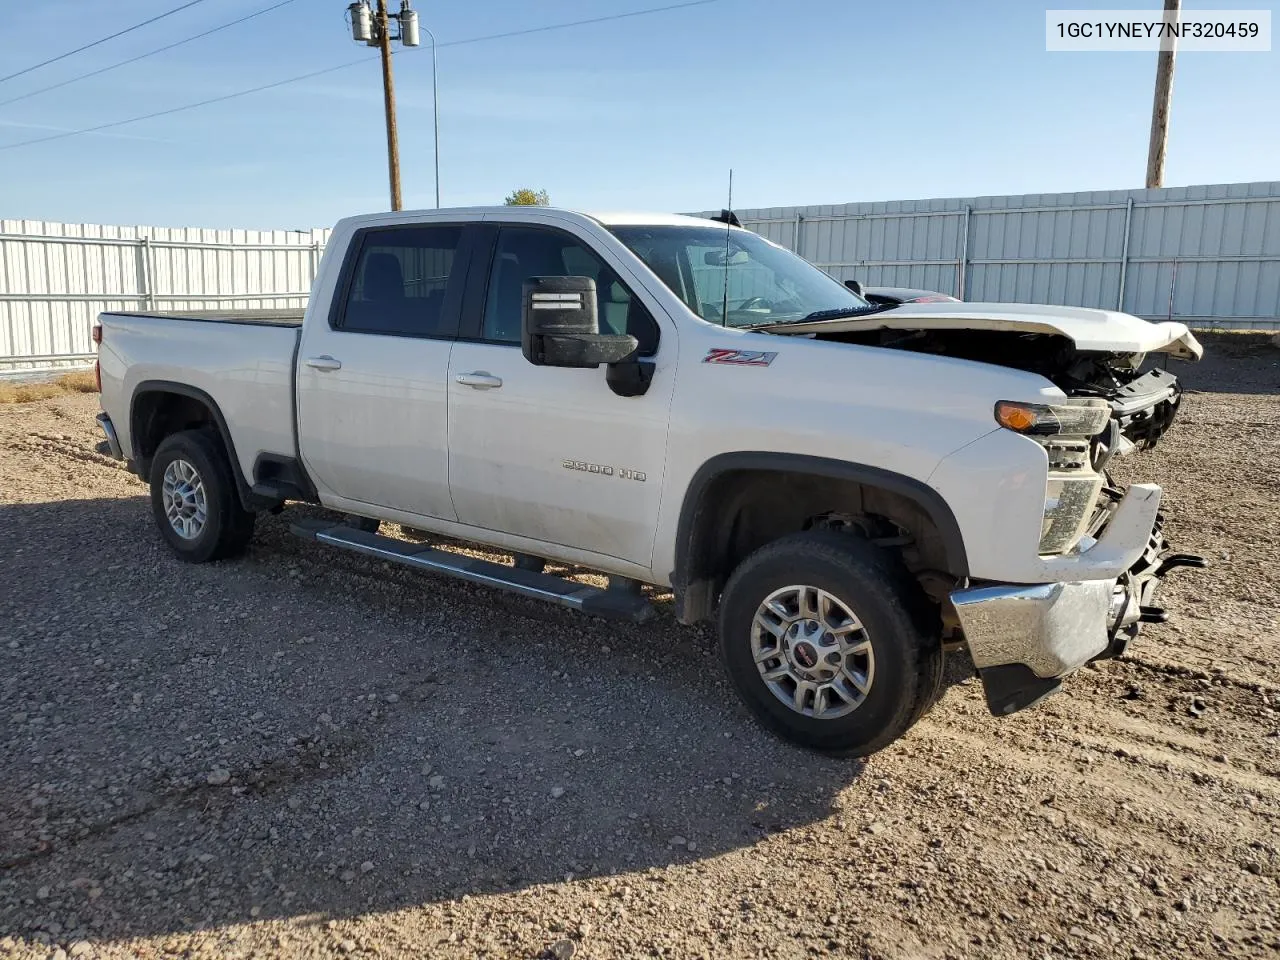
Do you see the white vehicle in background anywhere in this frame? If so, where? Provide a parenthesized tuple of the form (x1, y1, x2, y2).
(843, 281, 960, 305)
(93, 206, 1205, 756)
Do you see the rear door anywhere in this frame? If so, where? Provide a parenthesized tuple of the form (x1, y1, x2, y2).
(296, 221, 476, 520)
(446, 219, 676, 566)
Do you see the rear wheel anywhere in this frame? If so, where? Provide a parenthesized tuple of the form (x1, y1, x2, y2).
(718, 530, 941, 756)
(149, 429, 255, 563)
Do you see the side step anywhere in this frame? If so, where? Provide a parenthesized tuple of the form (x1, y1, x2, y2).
(290, 518, 656, 624)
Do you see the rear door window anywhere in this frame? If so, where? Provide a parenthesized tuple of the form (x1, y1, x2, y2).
(336, 225, 465, 338)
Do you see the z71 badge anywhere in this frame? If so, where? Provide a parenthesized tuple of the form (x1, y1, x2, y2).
(703, 348, 778, 367)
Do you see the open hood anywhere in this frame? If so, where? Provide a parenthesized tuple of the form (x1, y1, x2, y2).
(770, 301, 1204, 360)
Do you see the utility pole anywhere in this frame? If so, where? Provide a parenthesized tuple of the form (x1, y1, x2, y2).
(375, 0, 400, 210)
(1145, 0, 1180, 189)
(348, 1, 421, 211)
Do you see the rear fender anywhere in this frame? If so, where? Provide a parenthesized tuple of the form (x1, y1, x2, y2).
(130, 380, 266, 511)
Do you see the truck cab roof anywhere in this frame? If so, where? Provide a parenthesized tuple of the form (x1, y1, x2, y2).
(332, 207, 726, 232)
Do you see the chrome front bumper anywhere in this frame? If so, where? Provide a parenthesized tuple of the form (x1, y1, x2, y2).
(95, 412, 123, 460)
(951, 580, 1113, 714)
(951, 505, 1205, 716)
(952, 580, 1113, 678)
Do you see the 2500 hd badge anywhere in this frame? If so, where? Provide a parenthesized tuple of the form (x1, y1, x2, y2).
(562, 459, 647, 481)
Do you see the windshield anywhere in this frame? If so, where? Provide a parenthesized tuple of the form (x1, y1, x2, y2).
(607, 224, 872, 327)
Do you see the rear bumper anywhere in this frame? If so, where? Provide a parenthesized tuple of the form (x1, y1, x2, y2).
(95, 412, 124, 460)
(952, 505, 1204, 716)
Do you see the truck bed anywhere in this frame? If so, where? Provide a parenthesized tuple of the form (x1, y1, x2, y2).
(96, 310, 302, 484)
(109, 308, 306, 326)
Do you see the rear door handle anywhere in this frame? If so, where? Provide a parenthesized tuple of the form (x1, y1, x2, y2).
(305, 355, 342, 371)
(455, 371, 503, 390)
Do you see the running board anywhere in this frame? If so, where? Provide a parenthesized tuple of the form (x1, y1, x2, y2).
(290, 518, 656, 623)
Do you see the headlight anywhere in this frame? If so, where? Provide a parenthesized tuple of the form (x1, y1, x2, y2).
(995, 398, 1111, 437)
(1040, 473, 1104, 554)
(995, 397, 1111, 555)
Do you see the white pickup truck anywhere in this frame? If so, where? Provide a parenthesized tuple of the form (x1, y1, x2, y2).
(94, 206, 1206, 755)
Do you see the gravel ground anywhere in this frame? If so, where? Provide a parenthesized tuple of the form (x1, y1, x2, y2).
(1, 333, 1278, 960)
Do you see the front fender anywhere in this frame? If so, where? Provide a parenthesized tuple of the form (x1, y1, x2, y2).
(669, 451, 970, 623)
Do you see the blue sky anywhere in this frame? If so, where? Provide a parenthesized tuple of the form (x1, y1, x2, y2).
(0, 0, 1275, 229)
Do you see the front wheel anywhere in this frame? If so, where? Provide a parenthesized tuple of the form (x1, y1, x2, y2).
(718, 531, 941, 757)
(149, 429, 256, 563)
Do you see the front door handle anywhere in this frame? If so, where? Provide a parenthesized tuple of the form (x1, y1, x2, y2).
(455, 371, 503, 390)
(305, 355, 342, 371)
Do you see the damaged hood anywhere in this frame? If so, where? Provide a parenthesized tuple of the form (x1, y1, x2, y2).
(772, 301, 1204, 360)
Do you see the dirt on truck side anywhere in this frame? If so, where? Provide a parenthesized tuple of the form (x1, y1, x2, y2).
(0, 332, 1277, 960)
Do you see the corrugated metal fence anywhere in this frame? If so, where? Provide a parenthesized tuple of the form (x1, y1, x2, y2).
(703, 180, 1280, 331)
(3, 181, 1278, 373)
(0, 220, 329, 374)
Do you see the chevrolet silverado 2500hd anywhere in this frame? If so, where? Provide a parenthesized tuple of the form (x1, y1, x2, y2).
(94, 207, 1205, 756)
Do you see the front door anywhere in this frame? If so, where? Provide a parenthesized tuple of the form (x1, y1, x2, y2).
(446, 223, 675, 567)
(297, 221, 471, 520)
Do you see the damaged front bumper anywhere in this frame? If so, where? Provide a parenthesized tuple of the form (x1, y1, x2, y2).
(950, 494, 1205, 716)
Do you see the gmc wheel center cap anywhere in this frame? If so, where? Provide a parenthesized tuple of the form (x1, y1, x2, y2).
(786, 619, 825, 671)
(793, 641, 819, 669)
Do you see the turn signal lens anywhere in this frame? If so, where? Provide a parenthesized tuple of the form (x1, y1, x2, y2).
(995, 402, 1040, 432)
(995, 398, 1111, 437)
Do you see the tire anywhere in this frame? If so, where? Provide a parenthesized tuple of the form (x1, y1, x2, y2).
(149, 429, 256, 563)
(718, 530, 942, 757)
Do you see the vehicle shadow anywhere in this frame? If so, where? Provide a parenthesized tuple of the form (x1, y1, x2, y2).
(0, 495, 947, 947)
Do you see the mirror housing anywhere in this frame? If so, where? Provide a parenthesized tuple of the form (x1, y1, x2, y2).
(844, 279, 865, 296)
(522, 276, 638, 368)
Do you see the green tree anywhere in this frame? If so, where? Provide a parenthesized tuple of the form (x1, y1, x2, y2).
(504, 187, 550, 206)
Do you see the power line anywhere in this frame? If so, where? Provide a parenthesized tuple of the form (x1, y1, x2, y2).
(0, 1, 301, 110)
(0, 0, 212, 86)
(0, 59, 374, 153)
(0, 0, 729, 153)
(437, 0, 722, 48)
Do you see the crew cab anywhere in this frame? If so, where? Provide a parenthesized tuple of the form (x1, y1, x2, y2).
(93, 207, 1205, 756)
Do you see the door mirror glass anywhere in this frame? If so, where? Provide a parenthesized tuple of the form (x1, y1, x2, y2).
(522, 276, 638, 368)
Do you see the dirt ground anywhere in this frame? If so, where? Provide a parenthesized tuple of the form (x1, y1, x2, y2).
(1, 333, 1277, 960)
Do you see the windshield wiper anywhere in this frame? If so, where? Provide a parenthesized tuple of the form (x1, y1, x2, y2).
(738, 303, 892, 330)
(798, 303, 894, 322)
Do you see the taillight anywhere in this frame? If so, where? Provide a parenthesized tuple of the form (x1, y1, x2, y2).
(93, 323, 102, 392)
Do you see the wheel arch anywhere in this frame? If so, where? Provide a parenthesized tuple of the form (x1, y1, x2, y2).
(672, 452, 969, 624)
(129, 380, 259, 510)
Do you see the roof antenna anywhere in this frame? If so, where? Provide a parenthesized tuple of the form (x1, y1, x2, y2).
(720, 168, 732, 328)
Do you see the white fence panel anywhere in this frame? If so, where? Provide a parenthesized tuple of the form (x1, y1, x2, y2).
(0, 220, 328, 374)
(706, 181, 1280, 331)
(6, 185, 1279, 375)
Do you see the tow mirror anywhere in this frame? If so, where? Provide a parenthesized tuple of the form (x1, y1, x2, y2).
(844, 279, 865, 296)
(522, 276, 638, 368)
